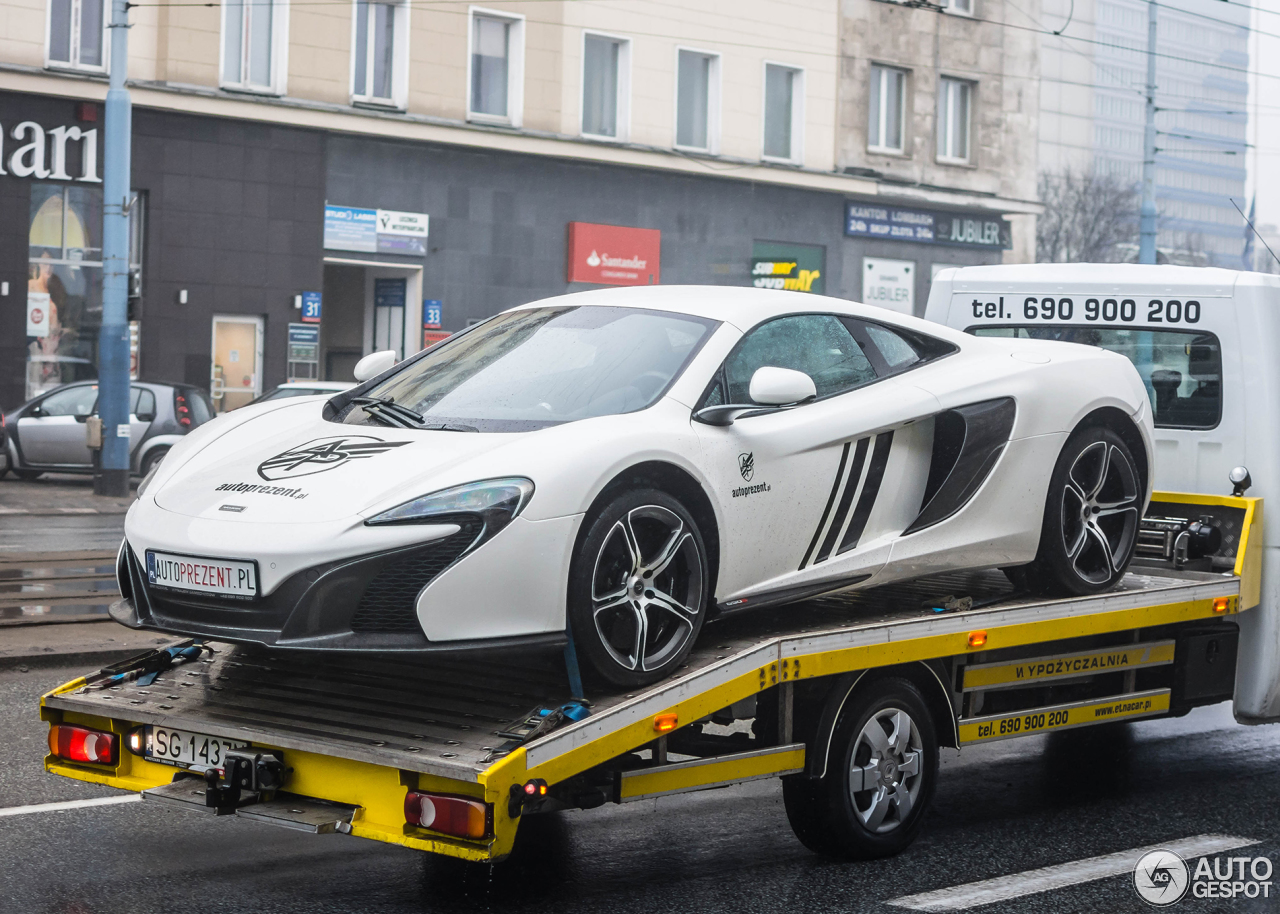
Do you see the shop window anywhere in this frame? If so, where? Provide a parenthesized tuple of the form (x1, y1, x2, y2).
(938, 77, 973, 163)
(868, 65, 906, 154)
(48, 0, 106, 72)
(352, 0, 407, 108)
(763, 63, 803, 162)
(222, 0, 286, 94)
(470, 10, 525, 125)
(583, 33, 630, 140)
(27, 183, 143, 401)
(676, 48, 720, 152)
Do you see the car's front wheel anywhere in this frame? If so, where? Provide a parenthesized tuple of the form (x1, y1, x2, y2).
(568, 488, 709, 689)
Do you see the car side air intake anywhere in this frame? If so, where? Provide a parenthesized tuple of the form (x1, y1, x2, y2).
(904, 398, 1017, 535)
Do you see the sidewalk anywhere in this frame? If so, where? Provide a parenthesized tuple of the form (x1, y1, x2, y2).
(0, 621, 173, 670)
(0, 473, 136, 515)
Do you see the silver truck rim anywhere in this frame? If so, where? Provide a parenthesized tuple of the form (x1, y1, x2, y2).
(1061, 440, 1141, 585)
(848, 706, 924, 834)
(591, 505, 703, 673)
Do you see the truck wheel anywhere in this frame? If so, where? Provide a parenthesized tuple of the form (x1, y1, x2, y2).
(1034, 426, 1142, 596)
(568, 489, 708, 689)
(785, 678, 938, 859)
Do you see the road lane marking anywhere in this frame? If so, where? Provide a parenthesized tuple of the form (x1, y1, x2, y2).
(887, 834, 1259, 911)
(0, 795, 140, 818)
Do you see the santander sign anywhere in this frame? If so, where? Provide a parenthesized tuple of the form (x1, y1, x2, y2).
(567, 222, 661, 286)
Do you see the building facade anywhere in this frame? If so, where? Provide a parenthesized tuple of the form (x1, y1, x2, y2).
(0, 0, 1038, 411)
(1038, 0, 1249, 265)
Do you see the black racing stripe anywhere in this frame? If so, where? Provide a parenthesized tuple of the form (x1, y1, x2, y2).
(815, 437, 869, 565)
(799, 442, 851, 570)
(838, 430, 894, 555)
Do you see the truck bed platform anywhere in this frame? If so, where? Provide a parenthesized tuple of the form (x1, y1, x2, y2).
(44, 566, 1239, 786)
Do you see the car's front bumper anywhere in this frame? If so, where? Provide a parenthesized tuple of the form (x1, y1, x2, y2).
(113, 519, 505, 651)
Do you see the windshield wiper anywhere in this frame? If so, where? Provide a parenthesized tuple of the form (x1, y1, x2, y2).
(351, 396, 427, 429)
(419, 423, 478, 433)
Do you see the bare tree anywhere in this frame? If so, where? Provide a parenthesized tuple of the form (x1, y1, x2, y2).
(1036, 170, 1139, 263)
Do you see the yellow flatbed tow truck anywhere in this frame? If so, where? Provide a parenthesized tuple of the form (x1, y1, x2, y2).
(40, 491, 1262, 862)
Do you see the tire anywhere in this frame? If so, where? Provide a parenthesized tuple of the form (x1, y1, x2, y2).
(568, 488, 709, 689)
(13, 469, 42, 481)
(139, 447, 169, 479)
(786, 678, 938, 860)
(1022, 425, 1144, 596)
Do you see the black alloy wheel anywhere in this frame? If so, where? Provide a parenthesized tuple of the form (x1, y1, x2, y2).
(568, 488, 709, 689)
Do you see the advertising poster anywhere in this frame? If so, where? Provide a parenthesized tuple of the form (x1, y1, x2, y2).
(324, 205, 430, 255)
(27, 291, 51, 337)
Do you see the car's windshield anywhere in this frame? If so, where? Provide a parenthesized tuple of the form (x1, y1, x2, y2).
(971, 325, 1222, 429)
(342, 305, 718, 432)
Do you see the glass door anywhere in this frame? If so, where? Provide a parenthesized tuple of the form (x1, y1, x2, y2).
(211, 315, 264, 412)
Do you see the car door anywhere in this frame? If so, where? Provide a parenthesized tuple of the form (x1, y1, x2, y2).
(16, 384, 98, 466)
(129, 387, 157, 456)
(693, 314, 945, 606)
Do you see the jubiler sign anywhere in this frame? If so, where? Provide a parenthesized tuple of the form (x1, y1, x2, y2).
(845, 203, 1010, 250)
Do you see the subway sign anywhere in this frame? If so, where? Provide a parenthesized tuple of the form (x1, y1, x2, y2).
(845, 203, 1010, 250)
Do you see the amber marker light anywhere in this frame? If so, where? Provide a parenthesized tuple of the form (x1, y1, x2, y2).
(967, 631, 988, 649)
(1213, 597, 1230, 614)
(653, 712, 679, 733)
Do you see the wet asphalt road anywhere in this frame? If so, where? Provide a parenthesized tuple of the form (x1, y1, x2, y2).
(3, 662, 1278, 914)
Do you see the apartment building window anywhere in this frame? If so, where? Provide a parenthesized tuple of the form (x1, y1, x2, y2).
(946, 0, 974, 14)
(938, 77, 972, 162)
(470, 9, 525, 125)
(676, 49, 720, 151)
(868, 65, 906, 153)
(222, 0, 286, 93)
(352, 0, 407, 107)
(48, 0, 106, 71)
(763, 64, 803, 162)
(583, 33, 630, 139)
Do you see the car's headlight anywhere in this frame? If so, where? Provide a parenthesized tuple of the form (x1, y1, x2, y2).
(365, 478, 534, 542)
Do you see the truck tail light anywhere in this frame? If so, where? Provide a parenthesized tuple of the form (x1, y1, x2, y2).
(48, 724, 118, 765)
(404, 792, 489, 839)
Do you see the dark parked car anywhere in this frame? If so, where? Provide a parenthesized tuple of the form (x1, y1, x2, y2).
(1, 381, 214, 480)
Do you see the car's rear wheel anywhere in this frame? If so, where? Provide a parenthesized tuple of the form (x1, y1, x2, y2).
(1012, 425, 1143, 595)
(568, 488, 709, 689)
(139, 447, 168, 479)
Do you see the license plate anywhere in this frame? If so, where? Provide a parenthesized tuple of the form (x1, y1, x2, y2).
(146, 550, 258, 599)
(146, 727, 249, 768)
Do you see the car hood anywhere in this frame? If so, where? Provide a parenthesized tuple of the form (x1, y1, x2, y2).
(153, 400, 519, 523)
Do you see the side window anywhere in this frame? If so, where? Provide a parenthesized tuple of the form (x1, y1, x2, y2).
(722, 315, 876, 403)
(864, 323, 920, 371)
(846, 318, 957, 377)
(132, 387, 156, 417)
(39, 385, 98, 417)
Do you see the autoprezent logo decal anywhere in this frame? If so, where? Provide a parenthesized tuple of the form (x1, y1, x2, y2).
(257, 436, 408, 480)
(738, 452, 755, 482)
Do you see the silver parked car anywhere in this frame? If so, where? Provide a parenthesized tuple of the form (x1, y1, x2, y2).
(1, 380, 214, 480)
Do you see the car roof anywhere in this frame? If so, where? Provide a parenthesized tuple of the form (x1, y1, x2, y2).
(501, 285, 962, 337)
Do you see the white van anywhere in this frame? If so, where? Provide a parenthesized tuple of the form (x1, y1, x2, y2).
(925, 263, 1280, 723)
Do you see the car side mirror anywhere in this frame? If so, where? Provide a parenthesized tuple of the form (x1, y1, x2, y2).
(28, 405, 43, 418)
(693, 367, 818, 427)
(748, 367, 817, 405)
(136, 411, 156, 422)
(353, 350, 398, 382)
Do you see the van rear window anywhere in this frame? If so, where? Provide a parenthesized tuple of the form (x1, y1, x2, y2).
(970, 325, 1221, 430)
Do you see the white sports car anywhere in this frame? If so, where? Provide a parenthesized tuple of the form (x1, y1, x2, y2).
(115, 286, 1154, 686)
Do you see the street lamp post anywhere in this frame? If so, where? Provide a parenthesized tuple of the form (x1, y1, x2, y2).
(1138, 0, 1158, 264)
(97, 0, 132, 496)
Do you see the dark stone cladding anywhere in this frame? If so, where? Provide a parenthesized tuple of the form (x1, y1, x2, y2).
(0, 86, 1007, 409)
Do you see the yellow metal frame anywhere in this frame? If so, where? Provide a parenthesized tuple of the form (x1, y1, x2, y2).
(40, 490, 1261, 863)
